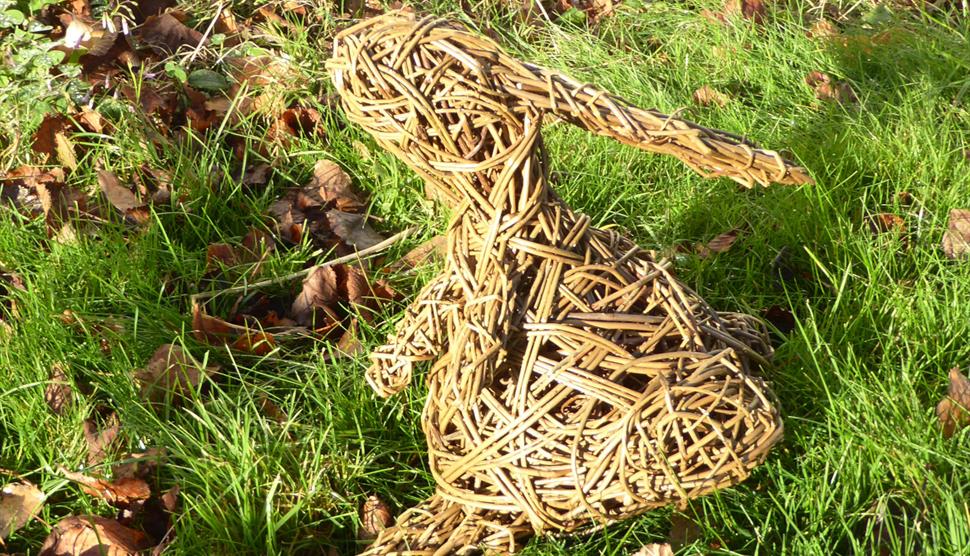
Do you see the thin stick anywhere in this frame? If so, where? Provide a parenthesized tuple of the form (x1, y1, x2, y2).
(190, 226, 418, 304)
(184, 1, 224, 66)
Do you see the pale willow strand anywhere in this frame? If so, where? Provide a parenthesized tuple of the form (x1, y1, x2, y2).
(327, 12, 804, 555)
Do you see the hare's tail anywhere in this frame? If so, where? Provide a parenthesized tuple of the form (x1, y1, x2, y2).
(361, 495, 531, 556)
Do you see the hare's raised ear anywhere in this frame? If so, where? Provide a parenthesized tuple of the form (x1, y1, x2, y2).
(498, 62, 812, 188)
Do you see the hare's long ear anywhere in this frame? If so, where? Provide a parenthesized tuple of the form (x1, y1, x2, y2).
(499, 62, 811, 187)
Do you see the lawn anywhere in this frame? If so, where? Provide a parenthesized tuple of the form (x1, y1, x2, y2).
(1, 0, 969, 554)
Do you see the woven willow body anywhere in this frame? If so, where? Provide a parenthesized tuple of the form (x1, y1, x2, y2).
(328, 13, 808, 555)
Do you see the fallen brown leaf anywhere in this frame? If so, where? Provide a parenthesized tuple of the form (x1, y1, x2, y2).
(83, 412, 121, 466)
(291, 266, 340, 327)
(268, 107, 325, 145)
(309, 160, 364, 211)
(808, 18, 839, 38)
(696, 229, 740, 259)
(806, 71, 857, 104)
(112, 448, 166, 482)
(393, 235, 447, 270)
(137, 13, 204, 53)
(134, 344, 219, 406)
(942, 208, 970, 259)
(31, 114, 77, 168)
(866, 213, 906, 235)
(762, 305, 795, 335)
(359, 495, 393, 540)
(667, 513, 703, 550)
(258, 394, 287, 423)
(334, 318, 365, 358)
(58, 468, 151, 507)
(692, 85, 730, 108)
(326, 211, 385, 252)
(45, 363, 74, 416)
(98, 170, 149, 223)
(937, 367, 970, 438)
(724, 0, 766, 23)
(192, 304, 277, 355)
(1, 481, 45, 539)
(39, 515, 150, 556)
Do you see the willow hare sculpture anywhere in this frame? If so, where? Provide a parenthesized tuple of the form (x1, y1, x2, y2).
(327, 12, 810, 555)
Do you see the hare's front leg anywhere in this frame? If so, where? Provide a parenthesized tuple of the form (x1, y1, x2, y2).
(367, 274, 457, 397)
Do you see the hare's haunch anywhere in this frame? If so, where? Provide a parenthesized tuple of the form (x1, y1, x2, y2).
(328, 13, 803, 555)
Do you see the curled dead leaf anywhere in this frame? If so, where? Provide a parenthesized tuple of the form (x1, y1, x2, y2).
(391, 235, 447, 271)
(39, 515, 150, 556)
(941, 208, 970, 259)
(1, 481, 45, 539)
(98, 170, 149, 223)
(359, 495, 393, 540)
(134, 344, 219, 406)
(45, 363, 74, 416)
(696, 229, 740, 259)
(58, 467, 151, 507)
(137, 13, 203, 53)
(292, 266, 340, 328)
(192, 304, 276, 355)
(692, 85, 730, 107)
(868, 213, 905, 234)
(808, 18, 839, 38)
(310, 160, 364, 211)
(326, 211, 385, 252)
(937, 367, 970, 438)
(83, 412, 121, 466)
(806, 71, 857, 104)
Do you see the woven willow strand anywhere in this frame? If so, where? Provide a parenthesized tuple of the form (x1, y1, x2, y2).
(327, 12, 801, 555)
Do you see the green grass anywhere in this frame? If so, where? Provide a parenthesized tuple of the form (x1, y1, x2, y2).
(2, 1, 970, 554)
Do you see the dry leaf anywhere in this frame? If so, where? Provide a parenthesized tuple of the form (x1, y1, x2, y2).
(667, 513, 703, 550)
(808, 18, 839, 38)
(632, 543, 674, 556)
(98, 170, 146, 213)
(326, 211, 385, 251)
(335, 318, 365, 358)
(31, 114, 77, 167)
(723, 0, 766, 22)
(83, 412, 121, 466)
(937, 367, 970, 438)
(258, 395, 287, 423)
(806, 71, 857, 104)
(762, 305, 795, 334)
(1, 482, 45, 539)
(310, 160, 364, 211)
(39, 515, 149, 556)
(137, 13, 204, 53)
(205, 243, 238, 271)
(696, 229, 740, 259)
(942, 208, 970, 259)
(58, 468, 151, 507)
(394, 236, 446, 270)
(192, 304, 276, 355)
(45, 363, 73, 416)
(359, 495, 393, 540)
(867, 213, 905, 233)
(292, 266, 340, 327)
(134, 344, 219, 406)
(112, 448, 166, 481)
(693, 85, 730, 107)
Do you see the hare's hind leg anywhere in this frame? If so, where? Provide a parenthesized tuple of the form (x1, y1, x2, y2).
(362, 495, 532, 556)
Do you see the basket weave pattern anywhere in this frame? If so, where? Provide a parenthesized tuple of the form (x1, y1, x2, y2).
(328, 13, 805, 554)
